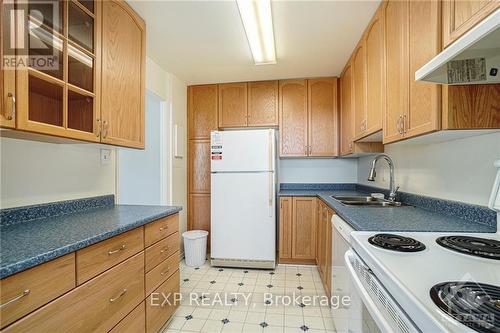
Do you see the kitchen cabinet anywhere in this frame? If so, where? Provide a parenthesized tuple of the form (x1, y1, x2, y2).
(188, 85, 218, 139)
(279, 78, 338, 157)
(101, 0, 146, 148)
(188, 140, 211, 193)
(218, 82, 248, 128)
(188, 194, 211, 245)
(1, 2, 15, 129)
(248, 80, 278, 127)
(442, 0, 500, 48)
(353, 44, 367, 140)
(279, 197, 317, 264)
(316, 201, 333, 297)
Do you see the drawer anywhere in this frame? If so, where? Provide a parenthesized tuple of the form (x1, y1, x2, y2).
(146, 270, 180, 333)
(109, 301, 145, 333)
(76, 227, 144, 284)
(144, 214, 179, 247)
(0, 254, 75, 329)
(145, 251, 179, 296)
(145, 232, 179, 272)
(3, 252, 145, 333)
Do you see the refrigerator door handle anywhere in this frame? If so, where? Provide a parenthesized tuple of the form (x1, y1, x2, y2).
(268, 130, 273, 217)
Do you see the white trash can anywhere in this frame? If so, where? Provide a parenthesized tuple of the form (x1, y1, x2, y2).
(183, 230, 209, 267)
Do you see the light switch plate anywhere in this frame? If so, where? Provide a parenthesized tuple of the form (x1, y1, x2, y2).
(100, 149, 111, 165)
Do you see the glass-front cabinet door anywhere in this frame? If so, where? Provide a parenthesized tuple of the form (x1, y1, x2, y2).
(14, 0, 100, 142)
(1, 1, 16, 128)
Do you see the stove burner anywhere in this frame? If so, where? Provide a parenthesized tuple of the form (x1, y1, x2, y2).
(431, 282, 500, 333)
(436, 236, 500, 260)
(368, 234, 426, 252)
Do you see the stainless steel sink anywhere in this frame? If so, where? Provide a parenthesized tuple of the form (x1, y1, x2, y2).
(330, 195, 408, 207)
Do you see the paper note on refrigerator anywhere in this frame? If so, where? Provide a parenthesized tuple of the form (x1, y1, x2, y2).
(211, 131, 223, 160)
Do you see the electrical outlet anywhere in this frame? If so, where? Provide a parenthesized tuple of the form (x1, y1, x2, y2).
(100, 149, 111, 165)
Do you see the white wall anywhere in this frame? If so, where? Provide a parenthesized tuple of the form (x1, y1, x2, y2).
(279, 158, 358, 183)
(357, 132, 500, 206)
(0, 139, 115, 208)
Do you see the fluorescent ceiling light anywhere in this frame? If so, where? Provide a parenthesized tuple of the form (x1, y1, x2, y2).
(236, 0, 276, 65)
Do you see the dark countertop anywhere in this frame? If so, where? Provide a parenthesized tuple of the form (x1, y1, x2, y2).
(278, 189, 496, 233)
(0, 204, 182, 279)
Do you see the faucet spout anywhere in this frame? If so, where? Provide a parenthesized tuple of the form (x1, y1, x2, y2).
(367, 154, 399, 202)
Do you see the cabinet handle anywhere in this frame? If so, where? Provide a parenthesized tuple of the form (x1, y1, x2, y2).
(403, 114, 407, 134)
(349, 142, 353, 151)
(96, 118, 101, 137)
(160, 246, 170, 254)
(159, 225, 169, 232)
(109, 288, 127, 303)
(397, 116, 402, 134)
(4, 93, 15, 120)
(108, 244, 126, 255)
(0, 289, 30, 309)
(160, 267, 171, 276)
(102, 120, 109, 139)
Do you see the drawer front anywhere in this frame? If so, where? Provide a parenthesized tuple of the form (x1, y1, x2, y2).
(76, 227, 144, 284)
(3, 252, 145, 333)
(145, 251, 179, 296)
(144, 214, 179, 247)
(109, 301, 145, 333)
(0, 254, 75, 329)
(146, 270, 180, 333)
(145, 232, 179, 272)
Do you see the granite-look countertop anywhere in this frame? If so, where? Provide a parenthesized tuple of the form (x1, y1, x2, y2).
(0, 203, 182, 279)
(278, 189, 497, 233)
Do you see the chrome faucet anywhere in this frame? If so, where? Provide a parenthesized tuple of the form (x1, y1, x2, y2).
(367, 154, 399, 202)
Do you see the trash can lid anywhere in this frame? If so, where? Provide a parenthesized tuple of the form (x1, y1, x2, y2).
(182, 230, 209, 240)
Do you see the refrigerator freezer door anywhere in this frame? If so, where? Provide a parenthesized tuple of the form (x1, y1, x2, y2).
(211, 172, 276, 262)
(211, 129, 275, 172)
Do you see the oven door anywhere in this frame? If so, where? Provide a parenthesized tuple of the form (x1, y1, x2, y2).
(345, 250, 421, 333)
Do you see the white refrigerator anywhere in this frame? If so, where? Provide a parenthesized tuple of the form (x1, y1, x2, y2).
(210, 129, 276, 269)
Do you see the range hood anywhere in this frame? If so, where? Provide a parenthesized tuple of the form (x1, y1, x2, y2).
(416, 9, 500, 85)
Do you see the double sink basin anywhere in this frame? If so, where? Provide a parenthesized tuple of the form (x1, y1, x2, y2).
(331, 195, 408, 208)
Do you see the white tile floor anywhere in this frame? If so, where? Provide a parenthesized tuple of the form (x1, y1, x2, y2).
(161, 260, 341, 333)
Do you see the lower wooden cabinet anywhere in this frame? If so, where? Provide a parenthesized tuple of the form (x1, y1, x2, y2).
(317, 200, 333, 298)
(110, 302, 146, 333)
(146, 270, 180, 333)
(279, 197, 317, 264)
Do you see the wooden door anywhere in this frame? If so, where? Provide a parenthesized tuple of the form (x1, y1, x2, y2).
(188, 85, 218, 139)
(406, 0, 441, 138)
(188, 140, 211, 193)
(279, 80, 308, 157)
(352, 44, 367, 140)
(340, 62, 354, 156)
(308, 78, 338, 157)
(365, 8, 384, 135)
(279, 197, 293, 260)
(188, 194, 211, 246)
(291, 197, 317, 261)
(248, 81, 278, 127)
(1, 2, 15, 128)
(218, 83, 248, 128)
(101, 0, 145, 148)
(383, 0, 408, 144)
(442, 0, 500, 47)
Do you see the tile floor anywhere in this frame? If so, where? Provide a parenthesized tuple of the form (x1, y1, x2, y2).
(161, 260, 343, 333)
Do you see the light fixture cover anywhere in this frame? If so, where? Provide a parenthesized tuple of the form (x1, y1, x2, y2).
(236, 0, 276, 65)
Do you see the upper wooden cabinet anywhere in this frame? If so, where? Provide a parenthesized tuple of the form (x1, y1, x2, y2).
(101, 0, 145, 148)
(0, 2, 15, 129)
(248, 81, 278, 127)
(218, 83, 248, 128)
(442, 0, 500, 47)
(188, 85, 218, 139)
(280, 78, 338, 157)
(279, 79, 308, 157)
(352, 44, 367, 140)
(1, 0, 146, 149)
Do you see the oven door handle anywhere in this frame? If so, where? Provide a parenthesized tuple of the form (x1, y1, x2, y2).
(345, 250, 396, 333)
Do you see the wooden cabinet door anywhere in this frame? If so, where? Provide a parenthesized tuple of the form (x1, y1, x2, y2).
(248, 81, 278, 127)
(291, 197, 316, 260)
(443, 0, 500, 47)
(188, 194, 211, 248)
(101, 0, 145, 148)
(316, 201, 324, 271)
(340, 62, 354, 156)
(188, 85, 218, 139)
(352, 44, 367, 140)
(189, 140, 211, 193)
(320, 205, 328, 280)
(279, 80, 308, 157)
(365, 8, 384, 135)
(406, 0, 441, 138)
(218, 83, 248, 128)
(1, 2, 15, 128)
(308, 78, 338, 157)
(279, 197, 293, 260)
(325, 208, 333, 296)
(383, 0, 408, 144)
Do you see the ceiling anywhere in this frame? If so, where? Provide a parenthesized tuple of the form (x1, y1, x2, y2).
(129, 0, 381, 85)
